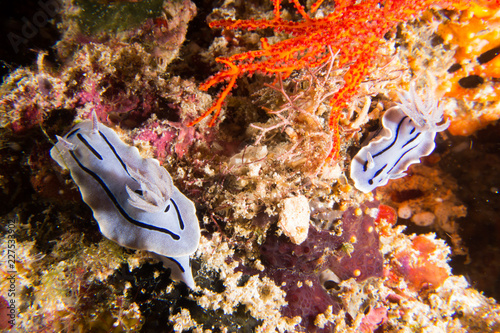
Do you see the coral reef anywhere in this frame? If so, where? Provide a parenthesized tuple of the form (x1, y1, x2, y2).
(189, 0, 469, 160)
(0, 0, 499, 332)
(439, 125, 500, 300)
(0, 0, 200, 135)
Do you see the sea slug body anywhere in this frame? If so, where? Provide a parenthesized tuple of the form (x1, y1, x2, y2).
(50, 113, 200, 288)
(350, 84, 449, 193)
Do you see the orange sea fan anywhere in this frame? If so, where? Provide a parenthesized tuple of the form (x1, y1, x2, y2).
(191, 0, 470, 160)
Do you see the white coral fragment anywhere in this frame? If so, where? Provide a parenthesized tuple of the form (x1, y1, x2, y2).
(229, 145, 268, 177)
(396, 82, 450, 132)
(278, 195, 311, 245)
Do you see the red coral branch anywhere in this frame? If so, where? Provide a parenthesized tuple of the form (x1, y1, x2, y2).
(189, 58, 240, 126)
(193, 0, 470, 160)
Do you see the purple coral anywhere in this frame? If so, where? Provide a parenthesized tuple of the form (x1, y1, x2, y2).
(259, 201, 384, 331)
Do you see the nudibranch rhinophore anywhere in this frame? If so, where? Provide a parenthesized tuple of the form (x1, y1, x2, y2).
(50, 112, 200, 288)
(350, 84, 449, 193)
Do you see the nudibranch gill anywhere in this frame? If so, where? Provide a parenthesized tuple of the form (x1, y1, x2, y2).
(350, 84, 449, 193)
(50, 112, 200, 288)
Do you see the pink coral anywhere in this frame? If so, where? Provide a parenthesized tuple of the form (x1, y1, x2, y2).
(132, 119, 215, 160)
(359, 307, 388, 333)
(132, 122, 177, 160)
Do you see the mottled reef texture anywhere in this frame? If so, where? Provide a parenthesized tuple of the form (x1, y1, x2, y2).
(0, 0, 500, 332)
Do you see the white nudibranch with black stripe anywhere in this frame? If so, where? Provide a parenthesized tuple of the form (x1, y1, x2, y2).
(50, 113, 200, 288)
(350, 84, 449, 193)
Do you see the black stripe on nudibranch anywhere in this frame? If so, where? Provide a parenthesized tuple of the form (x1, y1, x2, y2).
(66, 128, 80, 139)
(402, 132, 421, 149)
(371, 116, 407, 159)
(368, 164, 387, 185)
(99, 131, 130, 175)
(77, 133, 103, 160)
(171, 199, 185, 230)
(373, 165, 387, 178)
(165, 257, 185, 273)
(410, 127, 416, 135)
(387, 144, 419, 174)
(165, 205, 170, 213)
(69, 150, 181, 240)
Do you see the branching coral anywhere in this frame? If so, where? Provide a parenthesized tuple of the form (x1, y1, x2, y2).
(190, 0, 470, 160)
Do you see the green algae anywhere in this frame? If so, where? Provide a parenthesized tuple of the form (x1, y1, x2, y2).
(73, 0, 165, 35)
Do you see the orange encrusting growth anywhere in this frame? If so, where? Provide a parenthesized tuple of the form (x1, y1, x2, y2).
(437, 2, 500, 136)
(391, 235, 450, 291)
(191, 0, 470, 160)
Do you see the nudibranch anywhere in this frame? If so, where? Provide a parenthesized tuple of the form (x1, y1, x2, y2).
(50, 112, 200, 288)
(350, 84, 449, 193)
